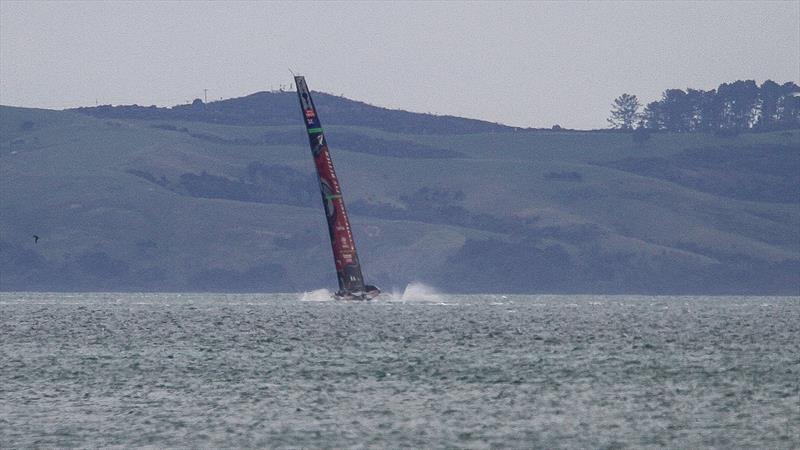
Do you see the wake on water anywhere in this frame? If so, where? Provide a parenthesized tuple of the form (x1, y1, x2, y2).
(300, 288, 336, 302)
(388, 282, 443, 302)
(300, 282, 442, 302)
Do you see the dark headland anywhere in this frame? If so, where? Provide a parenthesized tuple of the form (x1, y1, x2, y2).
(1, 80, 798, 294)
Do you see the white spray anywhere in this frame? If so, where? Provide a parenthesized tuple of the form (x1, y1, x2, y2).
(386, 282, 443, 302)
(300, 288, 335, 302)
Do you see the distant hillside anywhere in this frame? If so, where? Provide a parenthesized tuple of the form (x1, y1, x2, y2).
(1, 99, 798, 294)
(72, 91, 518, 135)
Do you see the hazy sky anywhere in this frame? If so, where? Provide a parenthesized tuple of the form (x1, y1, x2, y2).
(1, 1, 798, 129)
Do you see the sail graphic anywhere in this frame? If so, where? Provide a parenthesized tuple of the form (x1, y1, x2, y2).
(294, 76, 379, 300)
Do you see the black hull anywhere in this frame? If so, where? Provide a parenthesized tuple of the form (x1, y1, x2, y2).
(335, 285, 381, 301)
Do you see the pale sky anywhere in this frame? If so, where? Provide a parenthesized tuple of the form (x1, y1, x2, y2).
(1, 0, 798, 129)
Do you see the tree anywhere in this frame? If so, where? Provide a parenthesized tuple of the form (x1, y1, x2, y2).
(776, 82, 800, 129)
(755, 80, 782, 130)
(608, 94, 641, 130)
(659, 89, 694, 132)
(717, 80, 759, 130)
(643, 101, 665, 130)
(685, 88, 717, 132)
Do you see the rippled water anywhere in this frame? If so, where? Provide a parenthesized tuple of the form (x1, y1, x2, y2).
(1, 292, 798, 448)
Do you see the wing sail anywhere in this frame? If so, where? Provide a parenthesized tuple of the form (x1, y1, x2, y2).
(294, 76, 372, 298)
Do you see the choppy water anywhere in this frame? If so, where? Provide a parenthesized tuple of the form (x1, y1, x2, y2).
(1, 291, 798, 448)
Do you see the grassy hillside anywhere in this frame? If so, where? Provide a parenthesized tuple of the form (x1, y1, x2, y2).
(1, 96, 798, 294)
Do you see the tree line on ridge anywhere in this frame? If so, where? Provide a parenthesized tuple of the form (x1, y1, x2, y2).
(608, 80, 799, 133)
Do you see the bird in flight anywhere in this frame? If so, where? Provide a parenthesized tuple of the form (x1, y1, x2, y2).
(33, 235, 39, 244)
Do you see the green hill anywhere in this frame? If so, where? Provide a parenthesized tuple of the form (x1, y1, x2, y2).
(1, 94, 798, 294)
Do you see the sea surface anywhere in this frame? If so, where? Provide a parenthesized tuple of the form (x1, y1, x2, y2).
(1, 290, 798, 448)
